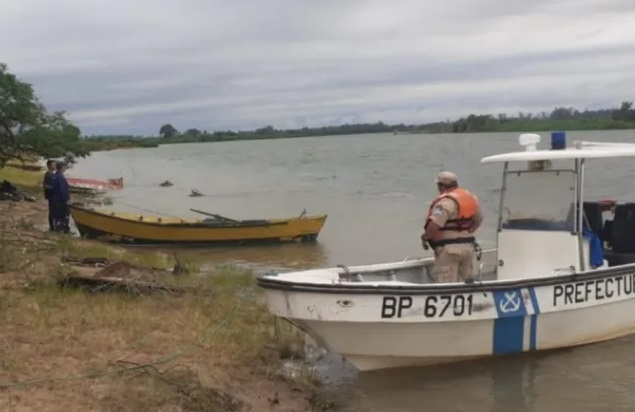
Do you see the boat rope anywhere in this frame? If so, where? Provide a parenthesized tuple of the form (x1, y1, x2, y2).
(0, 288, 255, 390)
(474, 240, 483, 261)
(111, 200, 183, 220)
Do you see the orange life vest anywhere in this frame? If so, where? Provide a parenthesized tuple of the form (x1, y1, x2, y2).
(425, 187, 479, 231)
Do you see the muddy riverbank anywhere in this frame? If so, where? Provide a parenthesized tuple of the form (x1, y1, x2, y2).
(0, 167, 339, 412)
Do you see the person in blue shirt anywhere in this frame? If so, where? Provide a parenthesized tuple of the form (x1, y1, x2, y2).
(51, 161, 71, 233)
(42, 159, 57, 231)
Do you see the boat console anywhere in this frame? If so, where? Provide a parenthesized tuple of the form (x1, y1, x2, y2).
(481, 131, 635, 281)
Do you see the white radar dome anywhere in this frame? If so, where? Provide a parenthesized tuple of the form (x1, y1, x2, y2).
(518, 133, 541, 151)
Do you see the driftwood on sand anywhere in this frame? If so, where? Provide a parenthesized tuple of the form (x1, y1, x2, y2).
(61, 272, 185, 295)
(58, 257, 201, 296)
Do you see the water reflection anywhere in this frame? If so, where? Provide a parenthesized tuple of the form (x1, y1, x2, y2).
(333, 352, 559, 412)
(322, 335, 635, 412)
(489, 354, 539, 412)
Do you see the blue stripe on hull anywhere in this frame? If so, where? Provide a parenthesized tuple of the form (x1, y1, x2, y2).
(529, 315, 538, 351)
(493, 317, 525, 354)
(492, 288, 528, 355)
(528, 287, 540, 351)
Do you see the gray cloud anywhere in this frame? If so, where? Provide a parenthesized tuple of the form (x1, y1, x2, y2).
(1, 0, 634, 135)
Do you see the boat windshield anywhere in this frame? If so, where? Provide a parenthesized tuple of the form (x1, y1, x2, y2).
(500, 169, 577, 232)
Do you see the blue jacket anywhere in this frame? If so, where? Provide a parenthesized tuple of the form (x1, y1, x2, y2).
(582, 225, 604, 268)
(43, 171, 56, 200)
(51, 172, 70, 204)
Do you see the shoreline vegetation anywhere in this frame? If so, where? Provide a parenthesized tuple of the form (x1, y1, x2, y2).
(0, 61, 338, 412)
(0, 165, 338, 411)
(83, 102, 635, 152)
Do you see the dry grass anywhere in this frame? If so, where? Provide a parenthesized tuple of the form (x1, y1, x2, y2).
(0, 269, 309, 401)
(0, 277, 319, 411)
(0, 169, 336, 411)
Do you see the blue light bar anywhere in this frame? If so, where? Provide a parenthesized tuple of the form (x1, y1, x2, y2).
(551, 131, 566, 150)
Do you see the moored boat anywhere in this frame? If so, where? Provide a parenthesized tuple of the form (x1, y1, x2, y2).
(68, 203, 327, 245)
(257, 132, 635, 372)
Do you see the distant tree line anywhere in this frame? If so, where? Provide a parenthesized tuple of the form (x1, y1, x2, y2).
(447, 101, 635, 133)
(83, 101, 635, 151)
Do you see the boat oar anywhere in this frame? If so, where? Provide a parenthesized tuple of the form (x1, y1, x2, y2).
(190, 208, 239, 223)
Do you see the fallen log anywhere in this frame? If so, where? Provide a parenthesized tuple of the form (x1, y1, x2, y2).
(58, 259, 208, 296)
(59, 273, 186, 295)
(61, 256, 112, 267)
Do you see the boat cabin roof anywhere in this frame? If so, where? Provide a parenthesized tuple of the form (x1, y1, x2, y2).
(481, 136, 635, 164)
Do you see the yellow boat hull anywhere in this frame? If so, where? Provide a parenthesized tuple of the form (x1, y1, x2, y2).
(68, 204, 328, 245)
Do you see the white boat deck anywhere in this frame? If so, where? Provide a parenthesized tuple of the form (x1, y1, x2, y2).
(269, 249, 502, 286)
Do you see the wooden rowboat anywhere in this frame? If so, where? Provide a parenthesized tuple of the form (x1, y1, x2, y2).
(67, 177, 124, 195)
(68, 203, 328, 245)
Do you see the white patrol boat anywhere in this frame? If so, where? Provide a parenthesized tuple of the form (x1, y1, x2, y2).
(257, 132, 635, 372)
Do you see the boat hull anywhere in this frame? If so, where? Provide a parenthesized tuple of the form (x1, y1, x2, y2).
(68, 204, 327, 245)
(68, 186, 107, 196)
(67, 177, 123, 195)
(67, 177, 124, 190)
(259, 262, 635, 372)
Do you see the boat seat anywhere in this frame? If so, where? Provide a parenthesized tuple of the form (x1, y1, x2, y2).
(610, 203, 635, 253)
(240, 220, 269, 225)
(603, 249, 635, 266)
(583, 202, 604, 241)
(602, 204, 635, 266)
(603, 219, 613, 248)
(583, 201, 615, 247)
(201, 219, 227, 226)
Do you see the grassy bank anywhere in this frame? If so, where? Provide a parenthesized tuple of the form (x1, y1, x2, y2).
(0, 167, 337, 411)
(1, 162, 44, 188)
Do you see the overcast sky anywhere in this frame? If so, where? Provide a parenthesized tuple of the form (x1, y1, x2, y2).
(2, 0, 635, 136)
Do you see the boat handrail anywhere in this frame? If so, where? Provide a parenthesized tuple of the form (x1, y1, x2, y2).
(337, 264, 363, 282)
(333, 260, 429, 278)
(577, 141, 635, 148)
(337, 264, 424, 283)
(551, 265, 576, 276)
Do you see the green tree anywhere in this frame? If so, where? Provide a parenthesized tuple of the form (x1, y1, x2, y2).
(159, 123, 178, 138)
(613, 101, 635, 121)
(0, 62, 88, 166)
(183, 128, 201, 137)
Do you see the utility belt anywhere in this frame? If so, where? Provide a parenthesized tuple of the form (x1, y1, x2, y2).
(426, 236, 483, 260)
(427, 236, 475, 248)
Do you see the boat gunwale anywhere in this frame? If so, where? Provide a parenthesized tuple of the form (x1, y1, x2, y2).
(68, 204, 328, 229)
(256, 261, 635, 295)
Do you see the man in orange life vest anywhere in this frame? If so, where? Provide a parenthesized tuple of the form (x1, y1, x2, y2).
(421, 171, 483, 283)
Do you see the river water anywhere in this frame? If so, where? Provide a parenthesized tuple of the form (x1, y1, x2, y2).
(69, 130, 635, 411)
